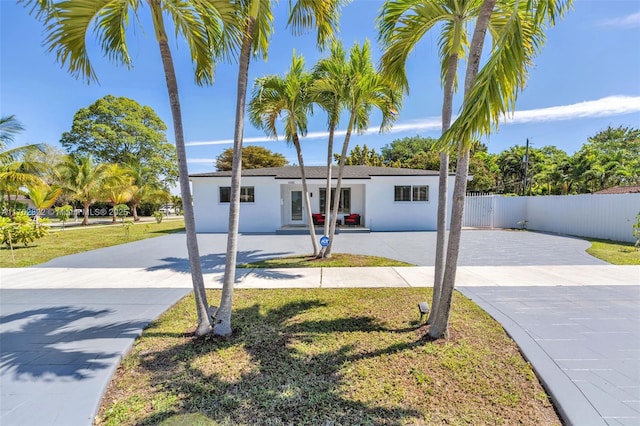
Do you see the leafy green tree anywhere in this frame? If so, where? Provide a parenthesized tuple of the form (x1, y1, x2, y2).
(215, 146, 288, 171)
(61, 95, 178, 186)
(218, 0, 344, 336)
(249, 51, 320, 256)
(571, 126, 640, 193)
(380, 136, 441, 169)
(24, 0, 240, 336)
(337, 144, 385, 166)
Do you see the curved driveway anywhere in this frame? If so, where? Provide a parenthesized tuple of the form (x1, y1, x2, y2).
(2, 230, 638, 426)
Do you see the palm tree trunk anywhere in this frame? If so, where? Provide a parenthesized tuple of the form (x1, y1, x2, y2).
(325, 114, 355, 257)
(292, 136, 319, 256)
(82, 201, 90, 226)
(132, 203, 139, 221)
(428, 52, 457, 324)
(429, 0, 496, 339)
(320, 124, 336, 257)
(149, 0, 211, 336)
(215, 18, 256, 337)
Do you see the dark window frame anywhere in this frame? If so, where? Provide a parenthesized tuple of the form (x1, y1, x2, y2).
(219, 186, 255, 203)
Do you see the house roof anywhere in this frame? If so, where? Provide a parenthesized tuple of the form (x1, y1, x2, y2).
(190, 165, 441, 179)
(594, 185, 640, 194)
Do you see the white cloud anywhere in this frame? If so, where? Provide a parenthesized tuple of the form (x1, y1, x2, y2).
(185, 95, 640, 148)
(599, 12, 640, 28)
(507, 95, 640, 124)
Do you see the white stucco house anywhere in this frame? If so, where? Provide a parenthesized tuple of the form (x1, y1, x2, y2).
(190, 165, 455, 233)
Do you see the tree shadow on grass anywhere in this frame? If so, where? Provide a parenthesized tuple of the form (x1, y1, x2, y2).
(0, 306, 148, 381)
(128, 299, 426, 425)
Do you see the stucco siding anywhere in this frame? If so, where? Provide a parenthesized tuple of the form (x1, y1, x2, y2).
(192, 176, 281, 233)
(366, 176, 442, 231)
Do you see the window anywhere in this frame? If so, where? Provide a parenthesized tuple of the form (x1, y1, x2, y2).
(394, 186, 411, 202)
(395, 185, 429, 202)
(219, 186, 255, 203)
(320, 188, 351, 214)
(413, 185, 429, 201)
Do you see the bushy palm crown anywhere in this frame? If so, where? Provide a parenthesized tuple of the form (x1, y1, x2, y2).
(22, 0, 239, 84)
(249, 52, 313, 143)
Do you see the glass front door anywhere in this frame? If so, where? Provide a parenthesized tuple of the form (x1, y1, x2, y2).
(291, 191, 303, 222)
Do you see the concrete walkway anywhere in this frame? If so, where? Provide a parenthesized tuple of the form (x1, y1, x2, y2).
(1, 231, 639, 426)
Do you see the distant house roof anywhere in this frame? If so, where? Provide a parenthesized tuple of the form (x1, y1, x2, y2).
(190, 165, 442, 179)
(594, 185, 640, 194)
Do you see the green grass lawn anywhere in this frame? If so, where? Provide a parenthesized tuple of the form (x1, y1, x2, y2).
(0, 218, 185, 268)
(239, 253, 413, 268)
(586, 238, 640, 265)
(96, 288, 560, 426)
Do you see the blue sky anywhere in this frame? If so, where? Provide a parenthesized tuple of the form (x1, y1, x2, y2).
(1, 0, 639, 175)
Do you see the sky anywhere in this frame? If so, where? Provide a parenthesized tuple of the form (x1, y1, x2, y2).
(1, 0, 639, 176)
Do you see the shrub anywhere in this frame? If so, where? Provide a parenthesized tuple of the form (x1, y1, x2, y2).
(0, 211, 50, 247)
(55, 205, 74, 229)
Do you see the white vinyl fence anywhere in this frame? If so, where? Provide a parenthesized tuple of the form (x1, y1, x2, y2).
(464, 193, 640, 243)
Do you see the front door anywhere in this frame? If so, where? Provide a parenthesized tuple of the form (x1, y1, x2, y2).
(290, 190, 303, 224)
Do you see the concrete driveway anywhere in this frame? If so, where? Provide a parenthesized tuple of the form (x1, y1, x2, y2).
(2, 230, 637, 426)
(37, 229, 607, 270)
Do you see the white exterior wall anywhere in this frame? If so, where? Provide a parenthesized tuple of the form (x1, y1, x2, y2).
(525, 194, 640, 243)
(464, 193, 640, 242)
(191, 176, 281, 233)
(365, 175, 446, 231)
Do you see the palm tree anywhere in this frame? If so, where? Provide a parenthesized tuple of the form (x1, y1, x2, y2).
(310, 41, 348, 246)
(379, 0, 484, 323)
(316, 40, 401, 258)
(126, 162, 170, 221)
(428, 0, 572, 339)
(24, 0, 240, 336)
(0, 115, 45, 213)
(58, 155, 112, 225)
(249, 51, 320, 256)
(25, 182, 62, 220)
(101, 165, 134, 222)
(217, 0, 345, 336)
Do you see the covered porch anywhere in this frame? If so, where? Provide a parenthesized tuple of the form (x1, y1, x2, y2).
(279, 182, 367, 229)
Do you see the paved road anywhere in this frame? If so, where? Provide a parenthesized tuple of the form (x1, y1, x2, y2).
(1, 230, 638, 426)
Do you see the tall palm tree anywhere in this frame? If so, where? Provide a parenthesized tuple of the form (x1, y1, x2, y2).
(249, 51, 320, 256)
(316, 40, 401, 257)
(217, 0, 345, 336)
(310, 41, 348, 247)
(58, 155, 112, 225)
(23, 0, 240, 336)
(379, 0, 483, 322)
(428, 0, 572, 339)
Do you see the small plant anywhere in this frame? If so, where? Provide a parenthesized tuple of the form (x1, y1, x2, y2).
(633, 212, 640, 251)
(516, 219, 528, 230)
(55, 205, 74, 229)
(114, 204, 130, 223)
(122, 220, 134, 239)
(153, 211, 164, 224)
